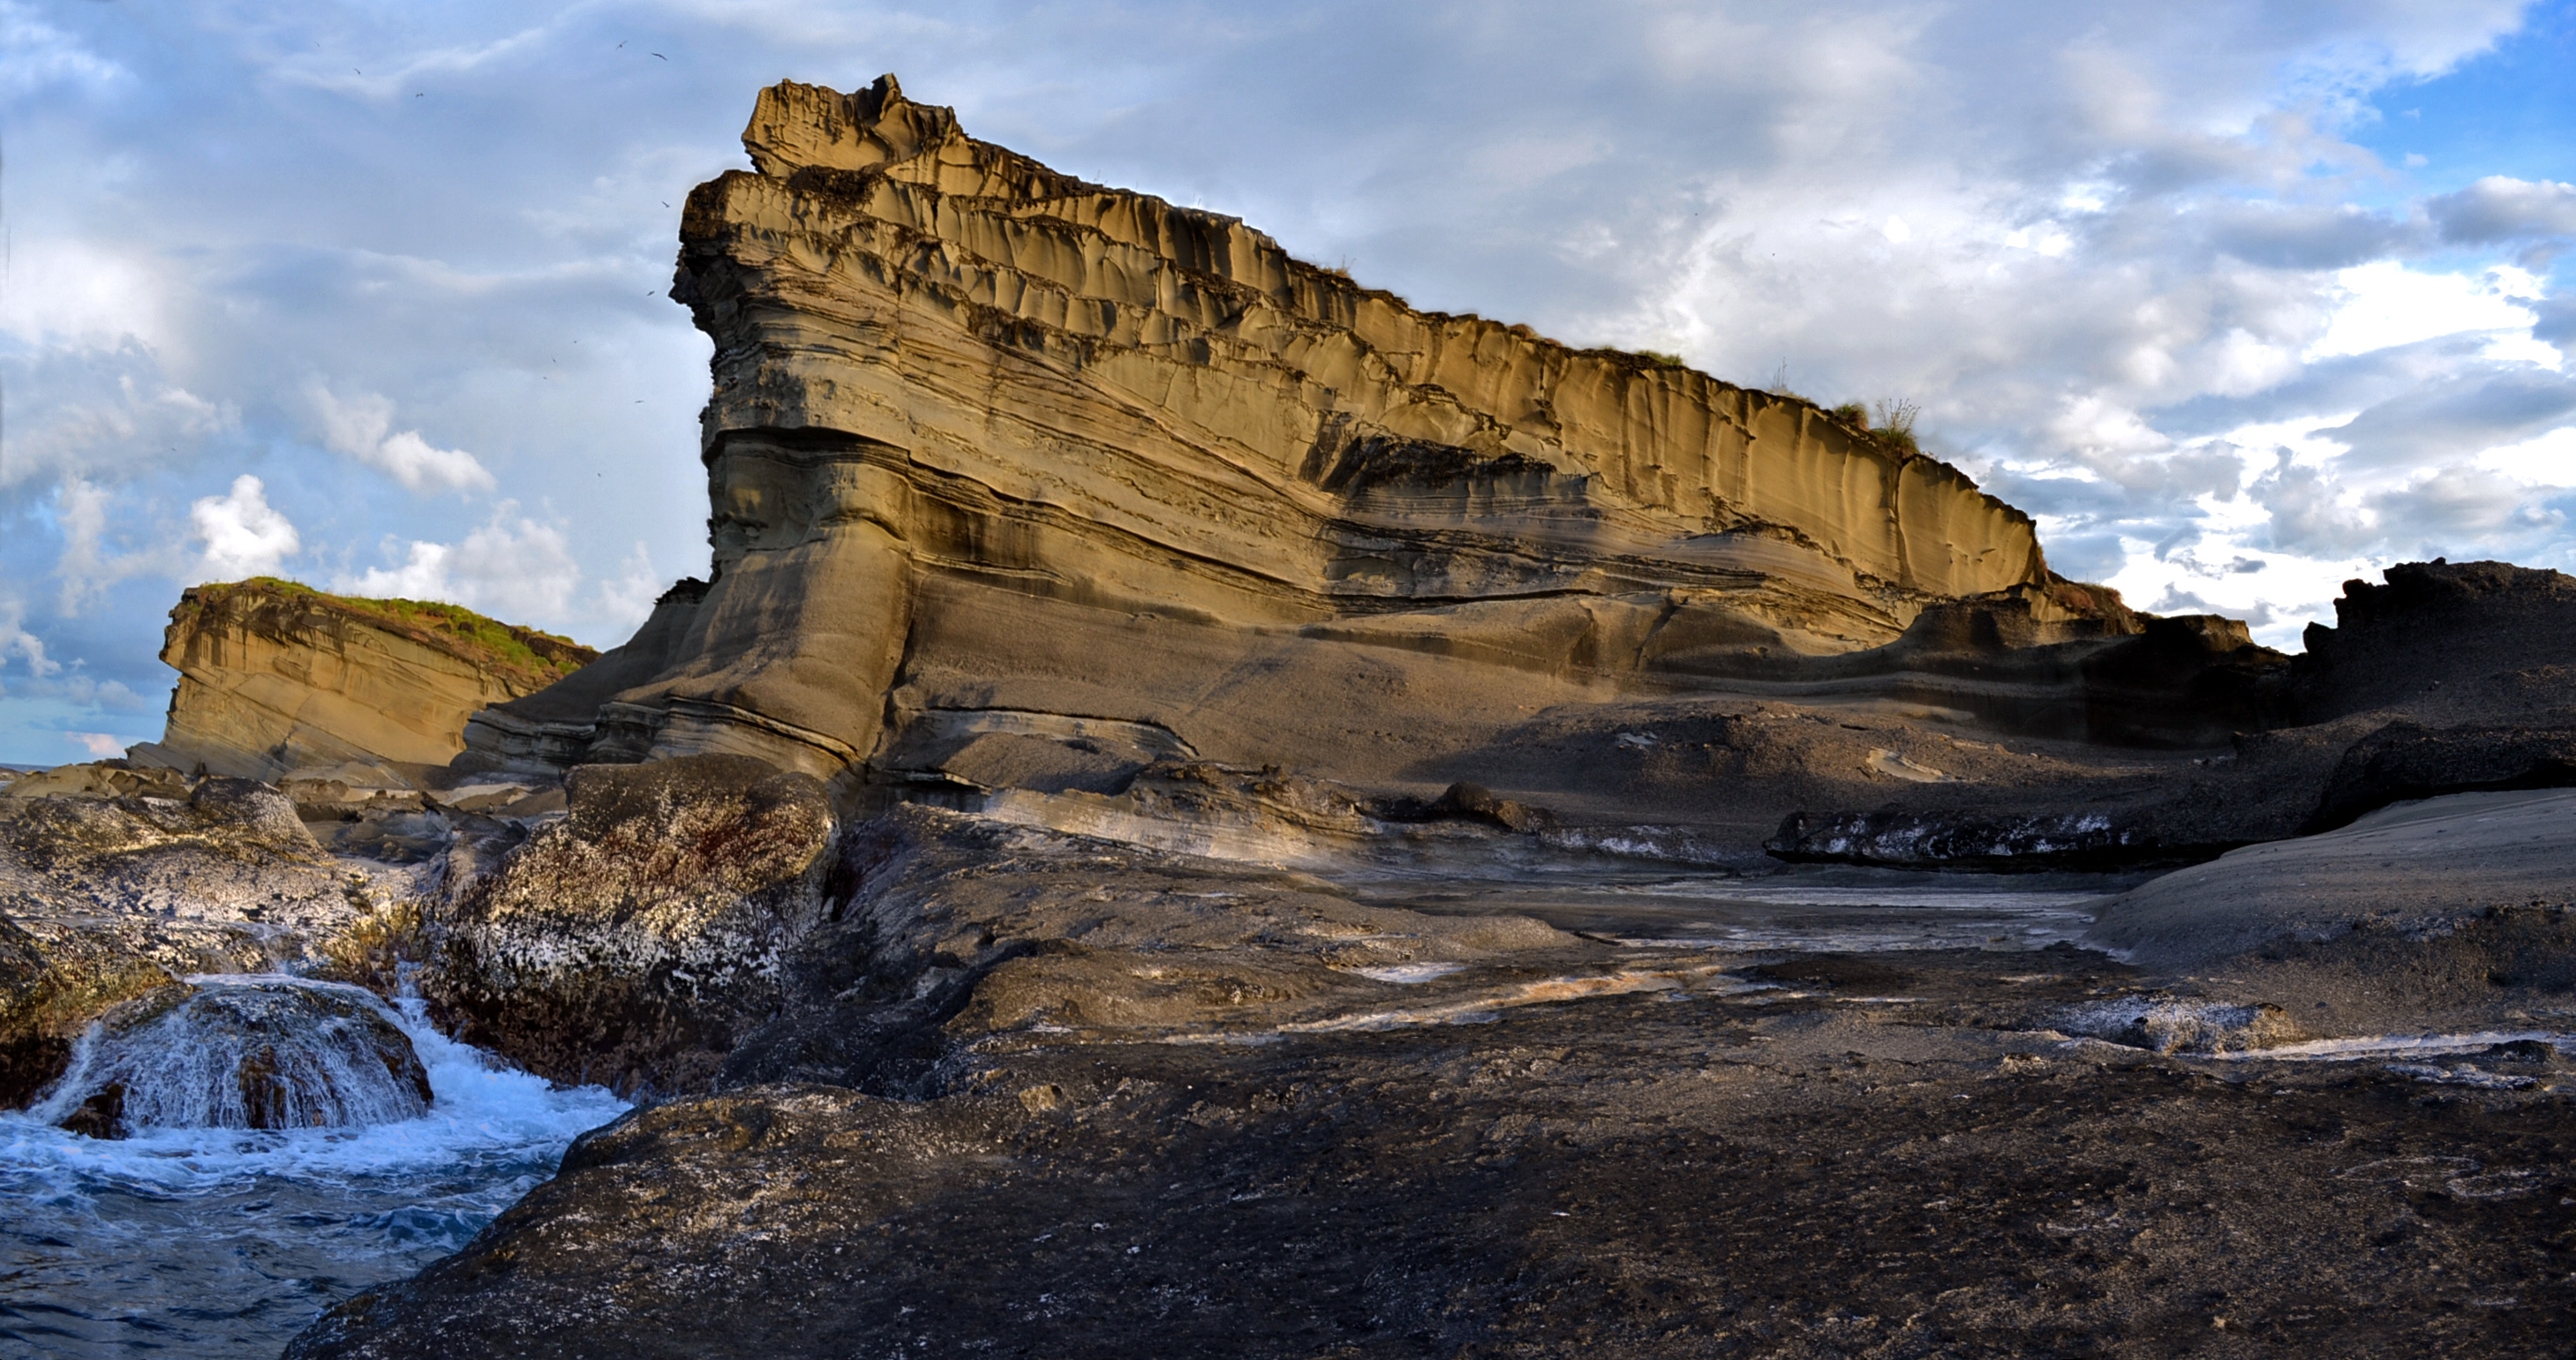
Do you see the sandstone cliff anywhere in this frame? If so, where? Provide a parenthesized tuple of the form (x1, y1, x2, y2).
(465, 76, 2105, 790)
(137, 579, 597, 783)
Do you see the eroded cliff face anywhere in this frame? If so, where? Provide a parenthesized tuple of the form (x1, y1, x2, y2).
(137, 580, 597, 783)
(465, 75, 2088, 785)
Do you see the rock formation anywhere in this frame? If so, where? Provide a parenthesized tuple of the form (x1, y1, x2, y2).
(136, 578, 596, 784)
(462, 75, 2149, 793)
(0, 77, 2560, 1360)
(0, 774, 394, 1106)
(429, 755, 839, 1097)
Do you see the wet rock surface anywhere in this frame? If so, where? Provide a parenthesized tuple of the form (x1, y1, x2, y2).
(290, 935, 2576, 1359)
(39, 980, 433, 1138)
(0, 761, 555, 1108)
(271, 778, 2576, 1358)
(426, 755, 837, 1097)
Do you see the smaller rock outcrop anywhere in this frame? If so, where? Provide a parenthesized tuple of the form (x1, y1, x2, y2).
(133, 578, 597, 783)
(428, 755, 839, 1097)
(34, 979, 433, 1138)
(2086, 787, 2576, 1002)
(2308, 720, 2576, 831)
(2291, 559, 2576, 722)
(0, 770, 431, 1106)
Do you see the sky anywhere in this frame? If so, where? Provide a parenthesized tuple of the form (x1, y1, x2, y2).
(3, 0, 2572, 763)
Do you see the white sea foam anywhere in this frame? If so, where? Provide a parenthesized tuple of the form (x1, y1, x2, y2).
(0, 975, 632, 1357)
(0, 976, 628, 1203)
(1344, 962, 1468, 984)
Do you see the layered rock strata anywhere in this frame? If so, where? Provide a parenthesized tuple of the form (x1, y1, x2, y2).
(463, 75, 2141, 789)
(138, 578, 595, 783)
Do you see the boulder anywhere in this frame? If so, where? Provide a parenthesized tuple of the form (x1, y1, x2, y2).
(2308, 720, 2576, 830)
(36, 979, 433, 1138)
(427, 755, 838, 1097)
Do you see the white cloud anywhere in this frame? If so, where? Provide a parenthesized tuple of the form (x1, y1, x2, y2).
(594, 541, 666, 628)
(2306, 262, 2541, 360)
(54, 477, 179, 614)
(0, 341, 237, 491)
(265, 22, 555, 104)
(66, 732, 127, 758)
(2478, 425, 2576, 487)
(308, 384, 497, 493)
(0, 0, 128, 99)
(340, 502, 580, 623)
(0, 595, 60, 680)
(2429, 177, 2576, 244)
(5, 0, 2576, 724)
(190, 475, 302, 580)
(0, 239, 176, 350)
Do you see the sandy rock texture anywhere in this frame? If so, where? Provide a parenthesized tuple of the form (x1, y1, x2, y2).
(2087, 788, 2576, 1026)
(134, 578, 595, 783)
(442, 82, 2576, 880)
(462, 74, 2171, 793)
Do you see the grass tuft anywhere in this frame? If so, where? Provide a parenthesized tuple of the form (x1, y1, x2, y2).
(183, 578, 598, 689)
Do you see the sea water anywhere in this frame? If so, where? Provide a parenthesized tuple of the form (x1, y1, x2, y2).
(0, 978, 629, 1358)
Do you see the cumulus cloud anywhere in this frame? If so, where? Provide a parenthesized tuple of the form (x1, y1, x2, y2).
(2429, 177, 2576, 244)
(308, 384, 497, 493)
(53, 477, 183, 614)
(190, 475, 302, 580)
(65, 732, 128, 758)
(340, 503, 581, 623)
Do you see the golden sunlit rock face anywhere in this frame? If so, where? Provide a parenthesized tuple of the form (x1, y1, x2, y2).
(466, 75, 2069, 783)
(137, 580, 596, 783)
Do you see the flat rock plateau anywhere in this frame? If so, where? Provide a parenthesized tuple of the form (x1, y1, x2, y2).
(4, 76, 2573, 1360)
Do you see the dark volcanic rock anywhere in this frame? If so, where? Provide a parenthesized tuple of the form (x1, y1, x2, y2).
(2294, 560, 2576, 722)
(44, 981, 433, 1137)
(427, 755, 838, 1098)
(0, 772, 398, 1105)
(1766, 806, 2234, 870)
(287, 975, 2576, 1360)
(2309, 720, 2576, 830)
(1368, 779, 1561, 833)
(0, 913, 174, 1109)
(719, 804, 1571, 1093)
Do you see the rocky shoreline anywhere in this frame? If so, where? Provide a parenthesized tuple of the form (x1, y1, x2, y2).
(4, 74, 2573, 1359)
